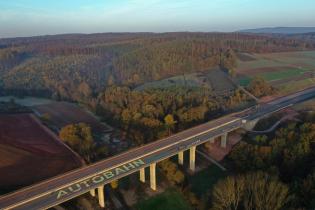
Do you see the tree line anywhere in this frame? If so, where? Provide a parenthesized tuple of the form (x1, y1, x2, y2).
(95, 86, 250, 145)
(1, 32, 314, 99)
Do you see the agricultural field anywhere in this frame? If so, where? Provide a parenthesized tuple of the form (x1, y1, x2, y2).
(236, 51, 315, 94)
(0, 96, 54, 106)
(33, 102, 113, 133)
(0, 96, 113, 134)
(136, 67, 235, 94)
(0, 113, 82, 193)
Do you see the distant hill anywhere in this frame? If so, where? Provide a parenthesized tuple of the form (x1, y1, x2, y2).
(0, 32, 315, 102)
(238, 27, 315, 34)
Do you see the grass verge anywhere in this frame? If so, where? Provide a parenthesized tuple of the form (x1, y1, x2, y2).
(134, 189, 192, 210)
(189, 165, 227, 197)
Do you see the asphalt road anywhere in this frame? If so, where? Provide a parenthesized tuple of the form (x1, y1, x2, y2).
(1, 86, 315, 210)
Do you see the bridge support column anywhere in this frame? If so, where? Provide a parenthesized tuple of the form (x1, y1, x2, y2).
(90, 188, 96, 197)
(140, 168, 145, 183)
(178, 151, 184, 165)
(243, 119, 260, 131)
(221, 133, 228, 148)
(98, 185, 105, 208)
(209, 137, 215, 143)
(150, 163, 156, 191)
(189, 146, 196, 172)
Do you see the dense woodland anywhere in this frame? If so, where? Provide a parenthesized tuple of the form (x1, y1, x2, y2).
(217, 112, 315, 210)
(1, 32, 297, 144)
(143, 112, 315, 210)
(1, 32, 314, 99)
(96, 86, 250, 144)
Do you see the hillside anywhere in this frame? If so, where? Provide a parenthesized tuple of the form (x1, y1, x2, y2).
(1, 32, 315, 101)
(239, 27, 315, 34)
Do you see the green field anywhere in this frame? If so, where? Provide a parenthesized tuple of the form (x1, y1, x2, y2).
(189, 165, 227, 197)
(135, 73, 202, 90)
(135, 67, 235, 93)
(239, 77, 251, 86)
(236, 51, 315, 90)
(277, 78, 315, 95)
(0, 96, 54, 106)
(238, 67, 309, 86)
(135, 189, 192, 210)
(260, 68, 308, 81)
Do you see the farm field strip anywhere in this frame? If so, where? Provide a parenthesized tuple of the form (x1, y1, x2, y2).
(236, 51, 315, 87)
(0, 113, 82, 193)
(33, 101, 112, 133)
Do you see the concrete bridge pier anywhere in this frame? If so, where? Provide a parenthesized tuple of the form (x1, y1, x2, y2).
(221, 133, 227, 148)
(90, 189, 96, 197)
(189, 146, 196, 172)
(150, 163, 156, 191)
(209, 137, 215, 143)
(243, 118, 260, 131)
(178, 151, 184, 165)
(140, 168, 146, 183)
(98, 185, 105, 208)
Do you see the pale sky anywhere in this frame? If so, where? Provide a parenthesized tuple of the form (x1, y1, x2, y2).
(0, 0, 315, 38)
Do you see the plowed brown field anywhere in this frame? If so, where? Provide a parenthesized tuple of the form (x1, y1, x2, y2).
(34, 102, 112, 133)
(0, 114, 82, 194)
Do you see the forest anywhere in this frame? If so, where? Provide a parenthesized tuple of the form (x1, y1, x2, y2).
(1, 32, 315, 99)
(217, 112, 315, 210)
(96, 86, 250, 144)
(0, 32, 312, 144)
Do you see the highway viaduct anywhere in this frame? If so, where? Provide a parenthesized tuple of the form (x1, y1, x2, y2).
(1, 87, 315, 210)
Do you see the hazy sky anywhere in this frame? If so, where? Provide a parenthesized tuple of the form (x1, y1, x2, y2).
(0, 0, 314, 38)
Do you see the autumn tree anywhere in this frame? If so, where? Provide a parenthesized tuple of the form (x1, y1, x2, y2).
(299, 170, 315, 209)
(164, 114, 177, 135)
(110, 180, 119, 189)
(247, 77, 275, 98)
(211, 172, 289, 210)
(211, 175, 245, 210)
(222, 49, 238, 76)
(159, 159, 185, 185)
(59, 123, 107, 162)
(78, 81, 92, 100)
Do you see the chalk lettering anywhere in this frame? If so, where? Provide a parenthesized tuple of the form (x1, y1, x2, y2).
(123, 163, 136, 171)
(92, 175, 104, 184)
(68, 184, 81, 193)
(103, 171, 114, 179)
(57, 190, 68, 199)
(115, 167, 125, 175)
(80, 180, 90, 188)
(55, 159, 146, 200)
(133, 159, 145, 167)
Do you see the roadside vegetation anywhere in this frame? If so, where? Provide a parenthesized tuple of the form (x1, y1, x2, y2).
(59, 123, 108, 163)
